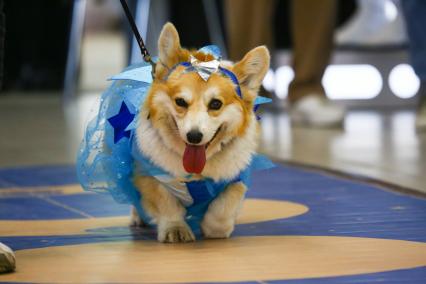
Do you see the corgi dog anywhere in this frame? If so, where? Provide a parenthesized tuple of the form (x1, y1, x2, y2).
(132, 23, 270, 243)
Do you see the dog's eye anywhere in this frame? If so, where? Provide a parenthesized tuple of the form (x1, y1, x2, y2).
(208, 99, 223, 110)
(175, 98, 188, 108)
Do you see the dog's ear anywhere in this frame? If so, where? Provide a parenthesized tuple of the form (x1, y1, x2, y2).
(158, 22, 182, 68)
(232, 46, 270, 96)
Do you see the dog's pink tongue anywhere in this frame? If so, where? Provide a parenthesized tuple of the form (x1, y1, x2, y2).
(183, 144, 206, 174)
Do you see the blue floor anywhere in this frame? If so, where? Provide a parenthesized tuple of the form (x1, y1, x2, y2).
(0, 164, 425, 283)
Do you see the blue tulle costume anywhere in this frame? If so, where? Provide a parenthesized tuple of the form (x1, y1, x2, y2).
(76, 46, 274, 237)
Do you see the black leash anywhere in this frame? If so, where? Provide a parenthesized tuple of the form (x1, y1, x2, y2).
(119, 0, 156, 77)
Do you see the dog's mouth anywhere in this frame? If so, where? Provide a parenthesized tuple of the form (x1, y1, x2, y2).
(182, 125, 222, 174)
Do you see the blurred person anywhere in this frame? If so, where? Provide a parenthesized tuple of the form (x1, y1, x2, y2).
(336, 0, 407, 47)
(225, 0, 345, 127)
(2, 0, 72, 91)
(401, 0, 426, 130)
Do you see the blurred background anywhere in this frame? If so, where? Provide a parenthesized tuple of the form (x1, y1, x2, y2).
(0, 0, 425, 193)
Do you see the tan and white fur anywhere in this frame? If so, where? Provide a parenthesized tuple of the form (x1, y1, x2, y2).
(132, 23, 270, 243)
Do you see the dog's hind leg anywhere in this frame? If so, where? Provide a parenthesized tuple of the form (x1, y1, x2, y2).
(201, 182, 247, 239)
(134, 176, 195, 243)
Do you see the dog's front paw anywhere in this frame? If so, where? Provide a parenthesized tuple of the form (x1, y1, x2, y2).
(201, 213, 234, 239)
(158, 221, 195, 243)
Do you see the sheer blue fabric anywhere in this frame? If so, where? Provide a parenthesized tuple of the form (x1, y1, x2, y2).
(76, 47, 274, 237)
(130, 142, 274, 235)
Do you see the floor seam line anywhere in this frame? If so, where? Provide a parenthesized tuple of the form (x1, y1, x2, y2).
(34, 194, 94, 219)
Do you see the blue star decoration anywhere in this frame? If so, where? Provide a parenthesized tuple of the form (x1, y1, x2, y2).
(107, 101, 135, 143)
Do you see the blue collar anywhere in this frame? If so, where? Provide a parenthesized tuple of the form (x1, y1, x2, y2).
(130, 139, 243, 205)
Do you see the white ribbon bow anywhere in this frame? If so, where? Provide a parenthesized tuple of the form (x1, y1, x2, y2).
(188, 55, 220, 81)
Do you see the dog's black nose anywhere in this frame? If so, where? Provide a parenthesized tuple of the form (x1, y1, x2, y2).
(187, 130, 203, 144)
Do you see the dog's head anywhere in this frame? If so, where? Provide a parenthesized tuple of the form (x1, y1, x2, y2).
(141, 23, 270, 175)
